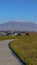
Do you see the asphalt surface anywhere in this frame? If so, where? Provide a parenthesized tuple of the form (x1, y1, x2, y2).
(0, 40, 23, 65)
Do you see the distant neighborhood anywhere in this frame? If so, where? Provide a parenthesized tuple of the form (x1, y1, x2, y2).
(0, 30, 30, 36)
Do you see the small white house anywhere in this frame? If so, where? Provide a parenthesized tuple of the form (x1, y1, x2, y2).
(12, 32, 18, 36)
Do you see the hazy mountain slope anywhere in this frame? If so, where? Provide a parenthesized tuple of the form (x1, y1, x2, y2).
(0, 21, 37, 31)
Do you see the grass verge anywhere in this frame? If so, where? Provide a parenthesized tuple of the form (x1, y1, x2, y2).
(0, 36, 19, 41)
(11, 35, 37, 65)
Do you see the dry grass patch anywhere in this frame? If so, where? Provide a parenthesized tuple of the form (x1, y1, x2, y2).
(11, 35, 37, 65)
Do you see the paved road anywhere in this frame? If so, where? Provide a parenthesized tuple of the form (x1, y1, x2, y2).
(0, 40, 23, 65)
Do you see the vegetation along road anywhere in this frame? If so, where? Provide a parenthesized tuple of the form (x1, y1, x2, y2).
(11, 34, 37, 65)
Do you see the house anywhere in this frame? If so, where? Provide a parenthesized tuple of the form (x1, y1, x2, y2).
(13, 31, 21, 36)
(4, 30, 12, 36)
(0, 30, 12, 36)
(25, 32, 30, 36)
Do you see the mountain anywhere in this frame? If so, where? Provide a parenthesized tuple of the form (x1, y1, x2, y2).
(0, 21, 37, 31)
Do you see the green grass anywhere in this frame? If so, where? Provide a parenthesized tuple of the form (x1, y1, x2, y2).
(11, 35, 37, 65)
(0, 36, 18, 41)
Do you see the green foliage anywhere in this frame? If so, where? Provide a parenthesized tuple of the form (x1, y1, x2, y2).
(0, 36, 19, 41)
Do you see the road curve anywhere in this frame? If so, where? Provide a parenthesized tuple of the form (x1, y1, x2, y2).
(0, 40, 23, 65)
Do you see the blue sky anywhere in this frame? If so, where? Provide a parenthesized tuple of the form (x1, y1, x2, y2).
(0, 0, 37, 24)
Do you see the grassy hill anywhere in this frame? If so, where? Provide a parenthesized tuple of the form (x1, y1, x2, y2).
(11, 32, 37, 65)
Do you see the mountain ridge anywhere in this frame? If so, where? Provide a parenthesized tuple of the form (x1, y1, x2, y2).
(0, 21, 37, 31)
